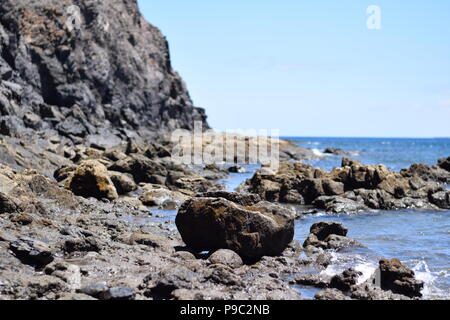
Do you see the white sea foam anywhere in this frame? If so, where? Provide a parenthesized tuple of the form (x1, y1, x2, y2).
(411, 260, 449, 299)
(312, 148, 325, 157)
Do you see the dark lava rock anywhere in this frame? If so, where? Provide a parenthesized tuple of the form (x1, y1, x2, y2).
(324, 148, 349, 155)
(65, 160, 118, 200)
(64, 237, 103, 253)
(310, 221, 348, 240)
(303, 221, 362, 250)
(378, 258, 424, 298)
(228, 165, 247, 173)
(330, 268, 362, 292)
(429, 191, 450, 209)
(438, 156, 450, 172)
(9, 237, 54, 268)
(208, 249, 243, 269)
(0, 0, 208, 141)
(108, 171, 137, 195)
(0, 192, 22, 213)
(176, 197, 295, 261)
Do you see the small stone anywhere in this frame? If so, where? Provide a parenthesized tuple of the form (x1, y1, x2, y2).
(208, 249, 243, 269)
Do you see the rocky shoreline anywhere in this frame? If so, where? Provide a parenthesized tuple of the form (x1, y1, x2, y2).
(1, 137, 447, 300)
(1, 0, 449, 301)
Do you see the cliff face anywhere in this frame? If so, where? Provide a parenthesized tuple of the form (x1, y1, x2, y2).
(0, 0, 208, 142)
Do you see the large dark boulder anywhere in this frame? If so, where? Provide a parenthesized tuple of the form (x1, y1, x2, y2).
(378, 258, 423, 298)
(175, 197, 295, 261)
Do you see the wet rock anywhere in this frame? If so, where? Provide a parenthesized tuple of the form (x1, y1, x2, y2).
(228, 165, 247, 173)
(329, 268, 362, 292)
(310, 221, 348, 239)
(378, 258, 424, 298)
(208, 249, 243, 269)
(438, 156, 450, 172)
(176, 197, 295, 261)
(65, 160, 118, 200)
(9, 237, 54, 268)
(429, 191, 450, 209)
(324, 148, 349, 155)
(108, 171, 137, 195)
(325, 235, 363, 250)
(303, 221, 362, 250)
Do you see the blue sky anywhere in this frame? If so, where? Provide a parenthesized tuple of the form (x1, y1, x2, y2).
(137, 1, 450, 137)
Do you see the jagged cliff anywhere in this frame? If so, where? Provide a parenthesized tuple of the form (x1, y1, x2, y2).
(0, 0, 208, 141)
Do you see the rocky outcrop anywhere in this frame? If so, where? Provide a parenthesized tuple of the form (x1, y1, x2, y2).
(378, 258, 424, 298)
(65, 160, 118, 200)
(175, 193, 295, 261)
(438, 156, 450, 172)
(0, 0, 208, 143)
(401, 161, 450, 185)
(241, 158, 449, 213)
(303, 221, 362, 251)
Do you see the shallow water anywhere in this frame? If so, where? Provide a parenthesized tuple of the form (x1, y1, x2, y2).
(296, 211, 450, 299)
(287, 137, 450, 299)
(287, 137, 450, 172)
